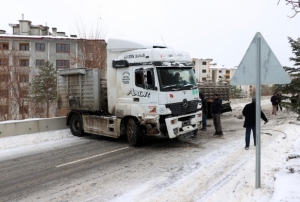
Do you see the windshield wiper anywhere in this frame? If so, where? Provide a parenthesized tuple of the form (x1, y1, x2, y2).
(162, 85, 181, 91)
(181, 84, 198, 89)
(162, 84, 177, 89)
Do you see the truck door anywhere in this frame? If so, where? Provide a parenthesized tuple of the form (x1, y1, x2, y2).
(129, 67, 159, 114)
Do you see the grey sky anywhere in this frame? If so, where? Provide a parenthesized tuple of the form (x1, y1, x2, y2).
(0, 0, 299, 68)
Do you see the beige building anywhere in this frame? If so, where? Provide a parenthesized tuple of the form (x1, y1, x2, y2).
(0, 19, 106, 120)
(193, 58, 250, 98)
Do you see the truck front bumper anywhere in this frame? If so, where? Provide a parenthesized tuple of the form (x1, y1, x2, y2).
(165, 111, 202, 138)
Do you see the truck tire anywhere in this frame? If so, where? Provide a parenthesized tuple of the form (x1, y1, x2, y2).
(70, 114, 84, 137)
(126, 118, 143, 147)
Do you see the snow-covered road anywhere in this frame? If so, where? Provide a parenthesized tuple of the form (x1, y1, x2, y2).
(0, 100, 299, 202)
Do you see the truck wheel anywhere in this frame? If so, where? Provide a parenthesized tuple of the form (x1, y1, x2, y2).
(126, 118, 143, 147)
(70, 114, 84, 137)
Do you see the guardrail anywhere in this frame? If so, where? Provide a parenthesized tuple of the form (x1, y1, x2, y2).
(0, 117, 67, 138)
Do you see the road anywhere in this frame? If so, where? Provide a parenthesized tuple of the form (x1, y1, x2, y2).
(0, 101, 294, 202)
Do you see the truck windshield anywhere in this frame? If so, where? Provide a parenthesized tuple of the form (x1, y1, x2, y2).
(157, 67, 197, 91)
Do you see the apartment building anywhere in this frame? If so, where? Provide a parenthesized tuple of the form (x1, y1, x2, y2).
(192, 58, 213, 82)
(193, 58, 250, 98)
(0, 19, 106, 120)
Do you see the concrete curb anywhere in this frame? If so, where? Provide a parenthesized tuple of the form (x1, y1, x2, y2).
(0, 117, 68, 138)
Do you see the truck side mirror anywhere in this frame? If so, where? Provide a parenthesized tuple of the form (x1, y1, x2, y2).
(112, 60, 129, 68)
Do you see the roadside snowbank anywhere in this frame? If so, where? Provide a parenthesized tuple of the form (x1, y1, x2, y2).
(0, 129, 72, 150)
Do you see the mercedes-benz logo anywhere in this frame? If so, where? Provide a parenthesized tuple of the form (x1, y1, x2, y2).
(183, 99, 188, 108)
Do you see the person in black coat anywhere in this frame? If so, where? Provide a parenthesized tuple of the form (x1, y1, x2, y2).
(242, 97, 268, 150)
(270, 93, 280, 115)
(277, 93, 282, 111)
(208, 94, 223, 136)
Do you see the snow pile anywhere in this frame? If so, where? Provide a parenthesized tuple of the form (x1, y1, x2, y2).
(270, 136, 300, 202)
(0, 129, 72, 150)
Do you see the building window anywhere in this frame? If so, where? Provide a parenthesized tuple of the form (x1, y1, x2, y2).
(226, 76, 230, 79)
(36, 60, 45, 67)
(202, 78, 207, 81)
(202, 61, 207, 65)
(20, 59, 29, 66)
(202, 69, 206, 73)
(56, 60, 70, 69)
(35, 107, 44, 113)
(219, 76, 222, 78)
(19, 74, 29, 83)
(0, 58, 8, 66)
(0, 73, 9, 82)
(0, 42, 9, 50)
(0, 89, 8, 98)
(20, 89, 28, 98)
(0, 105, 9, 114)
(86, 44, 94, 53)
(85, 60, 93, 68)
(226, 70, 230, 74)
(219, 70, 222, 73)
(56, 44, 70, 53)
(36, 43, 45, 51)
(19, 43, 29, 51)
(19, 105, 29, 114)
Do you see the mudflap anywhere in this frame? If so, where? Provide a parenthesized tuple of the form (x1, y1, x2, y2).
(221, 103, 232, 114)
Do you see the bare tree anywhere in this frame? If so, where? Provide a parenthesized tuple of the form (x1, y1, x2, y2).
(0, 42, 30, 120)
(70, 14, 108, 78)
(278, 0, 300, 17)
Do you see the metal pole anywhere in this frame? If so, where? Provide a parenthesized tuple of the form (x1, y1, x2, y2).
(255, 37, 262, 188)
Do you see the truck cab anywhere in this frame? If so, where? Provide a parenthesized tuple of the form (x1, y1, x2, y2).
(107, 39, 202, 140)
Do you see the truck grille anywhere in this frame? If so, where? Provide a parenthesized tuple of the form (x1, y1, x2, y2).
(166, 100, 198, 116)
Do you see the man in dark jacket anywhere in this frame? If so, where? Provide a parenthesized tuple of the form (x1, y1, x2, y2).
(276, 92, 282, 111)
(270, 93, 280, 115)
(242, 97, 268, 150)
(208, 94, 223, 136)
(199, 93, 207, 131)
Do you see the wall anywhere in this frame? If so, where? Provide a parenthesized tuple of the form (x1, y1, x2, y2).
(0, 117, 68, 138)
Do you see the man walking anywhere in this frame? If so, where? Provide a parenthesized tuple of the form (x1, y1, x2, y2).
(271, 93, 280, 115)
(199, 93, 207, 131)
(242, 97, 268, 150)
(208, 94, 223, 136)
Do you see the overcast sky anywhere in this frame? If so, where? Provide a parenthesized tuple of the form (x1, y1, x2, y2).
(0, 0, 299, 68)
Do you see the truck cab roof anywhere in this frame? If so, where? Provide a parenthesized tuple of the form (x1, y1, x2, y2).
(107, 39, 193, 65)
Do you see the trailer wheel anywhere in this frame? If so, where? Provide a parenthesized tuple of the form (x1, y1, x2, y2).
(126, 118, 143, 147)
(70, 114, 84, 137)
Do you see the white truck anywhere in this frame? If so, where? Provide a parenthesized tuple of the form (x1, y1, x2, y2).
(57, 39, 202, 146)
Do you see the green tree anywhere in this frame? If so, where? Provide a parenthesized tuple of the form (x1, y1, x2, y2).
(29, 61, 57, 118)
(273, 37, 300, 120)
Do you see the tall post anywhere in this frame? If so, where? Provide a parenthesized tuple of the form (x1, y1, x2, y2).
(255, 37, 262, 188)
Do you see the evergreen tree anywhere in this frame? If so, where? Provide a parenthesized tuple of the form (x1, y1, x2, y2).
(29, 61, 57, 118)
(273, 37, 300, 120)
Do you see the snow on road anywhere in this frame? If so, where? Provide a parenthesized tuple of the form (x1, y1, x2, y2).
(0, 101, 300, 202)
